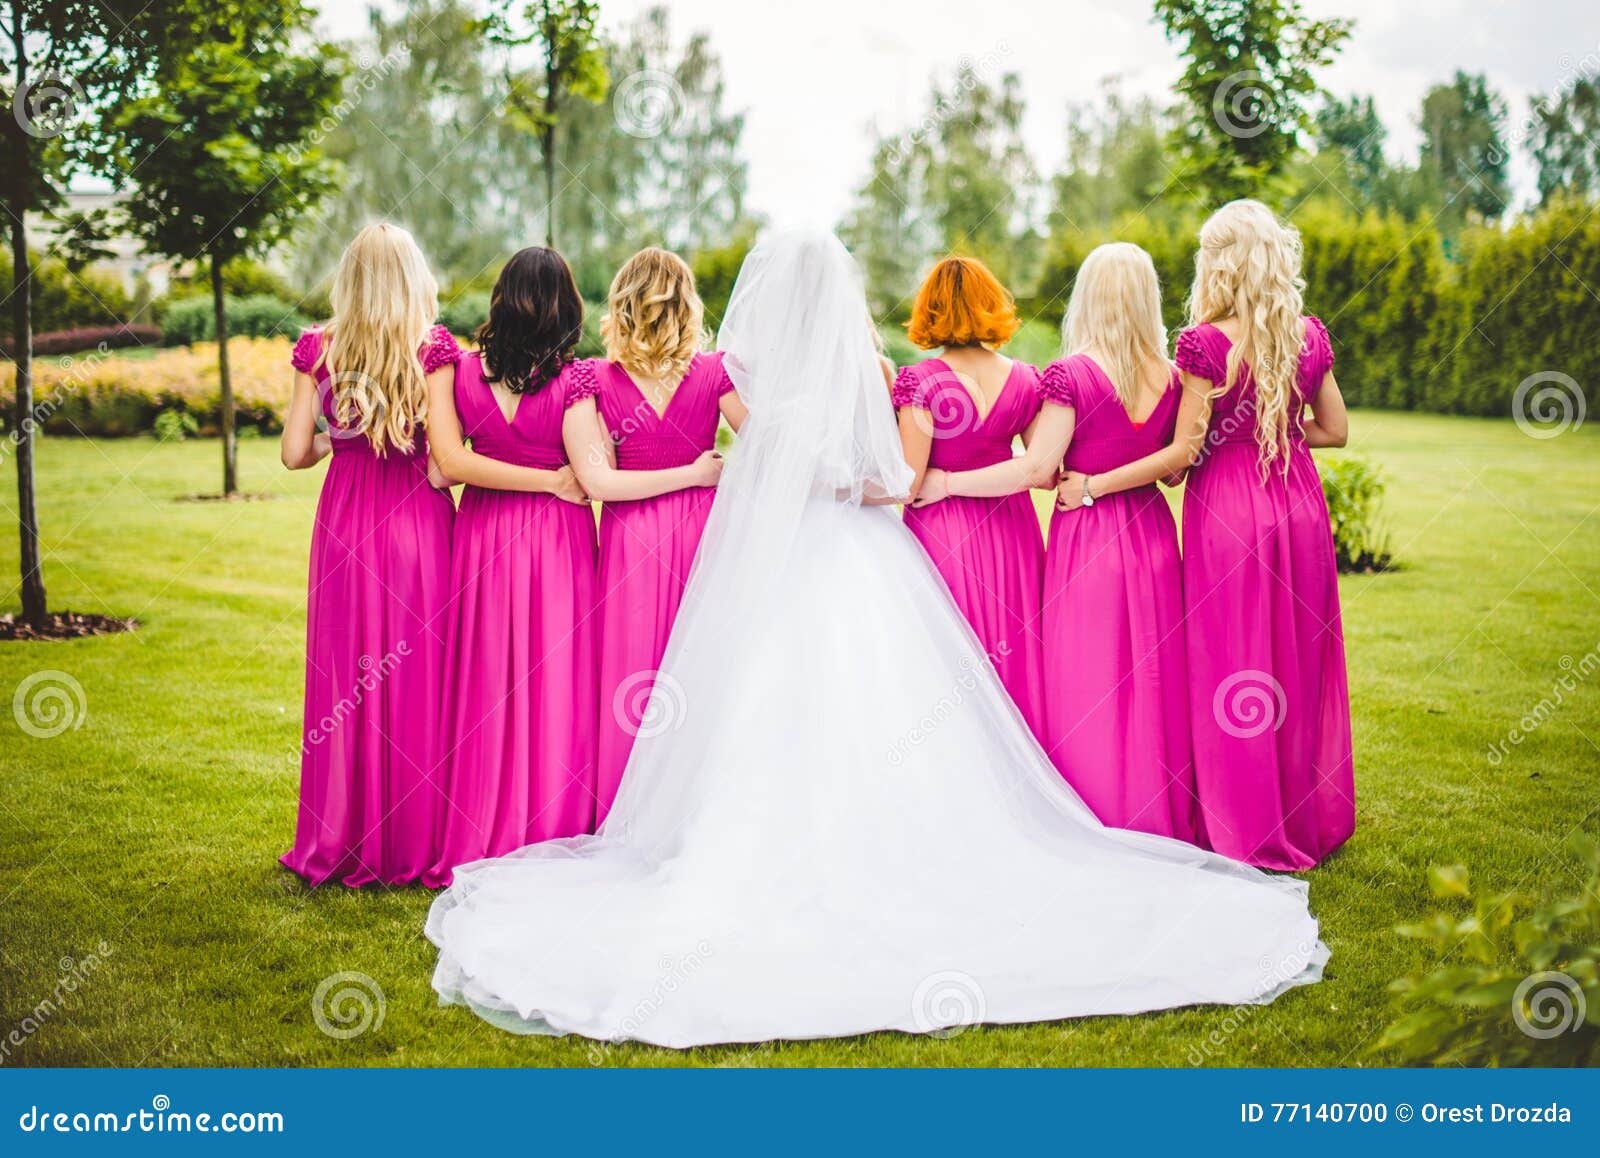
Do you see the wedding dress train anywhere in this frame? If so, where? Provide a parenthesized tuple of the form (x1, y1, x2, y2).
(425, 230, 1327, 1047)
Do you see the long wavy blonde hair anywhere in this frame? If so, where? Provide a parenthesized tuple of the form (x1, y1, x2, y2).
(601, 247, 704, 384)
(317, 223, 439, 454)
(1063, 242, 1172, 412)
(1188, 200, 1307, 478)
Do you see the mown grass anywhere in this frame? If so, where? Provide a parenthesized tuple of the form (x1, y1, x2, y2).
(1, 411, 1596, 1067)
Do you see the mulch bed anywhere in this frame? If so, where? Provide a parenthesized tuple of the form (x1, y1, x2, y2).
(0, 612, 140, 641)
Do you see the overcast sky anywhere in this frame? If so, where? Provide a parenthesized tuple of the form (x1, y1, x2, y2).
(321, 0, 1600, 225)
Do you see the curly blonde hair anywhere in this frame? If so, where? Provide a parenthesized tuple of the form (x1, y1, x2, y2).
(1188, 200, 1307, 478)
(601, 247, 704, 384)
(318, 223, 439, 455)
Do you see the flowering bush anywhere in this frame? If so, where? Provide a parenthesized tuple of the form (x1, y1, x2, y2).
(0, 337, 295, 437)
(2, 324, 162, 358)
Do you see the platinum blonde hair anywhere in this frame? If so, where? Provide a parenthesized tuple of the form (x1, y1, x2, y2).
(318, 223, 440, 455)
(1063, 242, 1172, 411)
(1188, 199, 1307, 478)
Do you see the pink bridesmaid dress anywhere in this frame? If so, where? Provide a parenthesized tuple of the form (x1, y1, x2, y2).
(281, 324, 460, 887)
(1038, 356, 1199, 843)
(425, 356, 601, 887)
(1176, 316, 1354, 870)
(593, 351, 734, 823)
(894, 358, 1046, 734)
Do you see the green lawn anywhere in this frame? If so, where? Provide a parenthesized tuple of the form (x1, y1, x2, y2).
(1, 413, 1597, 1067)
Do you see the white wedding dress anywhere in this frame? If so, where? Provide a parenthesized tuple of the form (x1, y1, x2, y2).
(426, 230, 1327, 1047)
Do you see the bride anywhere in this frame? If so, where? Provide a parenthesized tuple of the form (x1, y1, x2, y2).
(426, 229, 1327, 1047)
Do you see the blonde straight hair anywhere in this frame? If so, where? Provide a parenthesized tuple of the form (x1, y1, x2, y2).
(1188, 200, 1307, 478)
(317, 223, 439, 454)
(1062, 242, 1172, 410)
(601, 247, 704, 384)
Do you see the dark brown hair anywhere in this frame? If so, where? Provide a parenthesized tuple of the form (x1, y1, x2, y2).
(475, 247, 585, 393)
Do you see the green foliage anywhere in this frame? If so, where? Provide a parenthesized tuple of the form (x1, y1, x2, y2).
(1531, 78, 1600, 204)
(1153, 0, 1351, 202)
(160, 295, 310, 346)
(1418, 71, 1512, 229)
(1378, 840, 1600, 1066)
(692, 228, 755, 332)
(1318, 457, 1393, 573)
(0, 254, 131, 343)
(153, 409, 200, 443)
(165, 259, 293, 305)
(437, 292, 492, 340)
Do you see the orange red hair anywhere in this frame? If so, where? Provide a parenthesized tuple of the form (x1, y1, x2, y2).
(905, 256, 1020, 349)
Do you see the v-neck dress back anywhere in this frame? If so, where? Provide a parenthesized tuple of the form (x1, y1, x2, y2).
(426, 353, 601, 886)
(1038, 354, 1199, 843)
(592, 351, 736, 823)
(894, 357, 1046, 736)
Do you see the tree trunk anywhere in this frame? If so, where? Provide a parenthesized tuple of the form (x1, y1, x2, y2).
(542, 121, 557, 248)
(212, 256, 237, 496)
(9, 185, 48, 627)
(7, 24, 48, 628)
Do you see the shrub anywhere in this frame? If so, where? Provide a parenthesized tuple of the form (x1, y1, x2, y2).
(438, 291, 490, 339)
(0, 256, 133, 343)
(164, 259, 293, 304)
(1377, 842, 1600, 1066)
(1318, 456, 1394, 573)
(2, 324, 160, 357)
(0, 336, 294, 437)
(153, 409, 199, 442)
(160, 295, 310, 346)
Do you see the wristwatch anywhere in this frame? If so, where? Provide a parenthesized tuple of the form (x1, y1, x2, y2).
(1080, 475, 1096, 508)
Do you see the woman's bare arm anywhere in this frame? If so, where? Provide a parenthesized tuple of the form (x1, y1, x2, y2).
(1302, 371, 1349, 448)
(563, 397, 722, 501)
(280, 371, 331, 470)
(1057, 374, 1215, 509)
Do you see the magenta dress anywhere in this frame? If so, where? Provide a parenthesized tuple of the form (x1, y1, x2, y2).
(894, 358, 1046, 734)
(593, 352, 735, 823)
(281, 324, 460, 887)
(1177, 316, 1354, 870)
(425, 356, 601, 887)
(1038, 356, 1199, 843)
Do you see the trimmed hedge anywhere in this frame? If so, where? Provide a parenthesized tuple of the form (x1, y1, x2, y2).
(3, 324, 161, 357)
(160, 295, 311, 346)
(1028, 199, 1600, 418)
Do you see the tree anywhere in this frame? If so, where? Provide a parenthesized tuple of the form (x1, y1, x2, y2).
(840, 61, 1040, 314)
(0, 0, 167, 627)
(488, 0, 608, 247)
(1047, 82, 1178, 236)
(112, 9, 341, 496)
(1313, 93, 1388, 205)
(1153, 0, 1350, 202)
(1531, 78, 1600, 205)
(1419, 71, 1511, 228)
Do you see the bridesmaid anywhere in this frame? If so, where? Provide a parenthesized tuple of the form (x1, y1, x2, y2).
(1058, 201, 1353, 870)
(424, 248, 599, 888)
(922, 244, 1199, 841)
(895, 256, 1046, 734)
(279, 223, 460, 887)
(567, 248, 745, 823)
